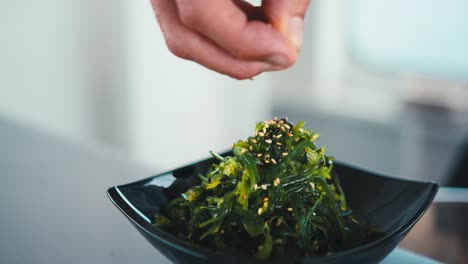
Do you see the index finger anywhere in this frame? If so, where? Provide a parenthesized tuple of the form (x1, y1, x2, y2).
(175, 0, 296, 67)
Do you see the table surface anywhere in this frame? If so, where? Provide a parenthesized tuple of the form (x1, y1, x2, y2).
(1, 118, 466, 264)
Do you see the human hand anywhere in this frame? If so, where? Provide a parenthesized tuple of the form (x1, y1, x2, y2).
(150, 0, 311, 79)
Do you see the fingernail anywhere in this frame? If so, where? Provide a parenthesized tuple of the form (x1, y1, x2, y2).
(288, 16, 303, 50)
(266, 55, 290, 67)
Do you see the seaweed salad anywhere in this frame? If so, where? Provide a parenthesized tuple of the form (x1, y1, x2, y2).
(154, 118, 373, 259)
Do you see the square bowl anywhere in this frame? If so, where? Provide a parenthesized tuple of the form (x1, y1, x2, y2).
(107, 152, 438, 264)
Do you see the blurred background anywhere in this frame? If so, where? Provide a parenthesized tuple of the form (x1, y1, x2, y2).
(2, 0, 468, 185)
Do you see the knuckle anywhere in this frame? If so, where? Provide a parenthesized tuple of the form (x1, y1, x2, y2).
(165, 37, 190, 59)
(229, 66, 258, 80)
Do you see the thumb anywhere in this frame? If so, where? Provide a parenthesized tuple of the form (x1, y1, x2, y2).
(262, 0, 311, 51)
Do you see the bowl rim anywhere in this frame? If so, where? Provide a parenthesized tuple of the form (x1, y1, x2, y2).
(107, 159, 439, 261)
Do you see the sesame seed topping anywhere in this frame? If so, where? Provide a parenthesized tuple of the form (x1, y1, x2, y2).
(265, 159, 270, 164)
(295, 137, 300, 142)
(271, 158, 277, 164)
(282, 152, 288, 156)
(253, 184, 258, 190)
(284, 124, 291, 129)
(274, 117, 279, 121)
(279, 120, 284, 124)
(250, 138, 257, 143)
(249, 146, 254, 151)
(261, 184, 267, 190)
(276, 134, 283, 139)
(265, 139, 272, 144)
(309, 182, 315, 189)
(263, 197, 269, 202)
(257, 153, 263, 157)
(288, 133, 293, 137)
(287, 207, 293, 212)
(258, 208, 263, 215)
(259, 132, 265, 137)
(220, 229, 225, 234)
(240, 148, 246, 153)
(273, 177, 280, 186)
(276, 219, 282, 226)
(262, 128, 266, 133)
(280, 126, 286, 132)
(276, 142, 282, 146)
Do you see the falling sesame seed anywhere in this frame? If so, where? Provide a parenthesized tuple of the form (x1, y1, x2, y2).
(276, 134, 283, 139)
(271, 158, 277, 164)
(258, 208, 263, 215)
(261, 184, 267, 190)
(253, 184, 258, 190)
(273, 177, 280, 186)
(259, 132, 265, 137)
(265, 139, 272, 144)
(282, 152, 288, 156)
(287, 207, 293, 212)
(257, 153, 263, 157)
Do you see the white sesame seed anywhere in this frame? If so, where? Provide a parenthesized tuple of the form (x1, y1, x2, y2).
(251, 138, 257, 143)
(271, 158, 277, 164)
(276, 142, 282, 146)
(284, 124, 291, 129)
(282, 152, 288, 156)
(258, 208, 263, 215)
(240, 148, 246, 153)
(309, 182, 315, 189)
(276, 134, 283, 139)
(265, 159, 270, 164)
(257, 153, 263, 157)
(274, 117, 279, 121)
(249, 146, 254, 151)
(287, 207, 293, 212)
(265, 139, 272, 144)
(273, 177, 280, 186)
(253, 184, 258, 190)
(259, 132, 265, 137)
(261, 184, 267, 190)
(263, 197, 269, 202)
(288, 133, 293, 137)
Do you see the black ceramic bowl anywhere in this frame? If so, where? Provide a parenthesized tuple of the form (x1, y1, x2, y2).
(107, 152, 438, 264)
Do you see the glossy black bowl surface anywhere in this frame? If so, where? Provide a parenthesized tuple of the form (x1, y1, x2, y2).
(107, 153, 438, 264)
